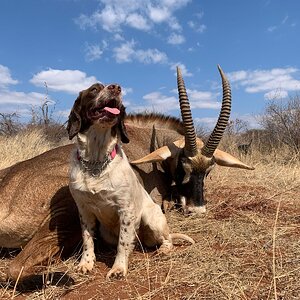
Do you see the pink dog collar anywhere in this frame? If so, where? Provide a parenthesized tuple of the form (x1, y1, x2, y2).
(110, 144, 118, 159)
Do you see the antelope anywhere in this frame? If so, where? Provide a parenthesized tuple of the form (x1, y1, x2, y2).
(0, 66, 254, 281)
(238, 139, 253, 156)
(131, 66, 254, 214)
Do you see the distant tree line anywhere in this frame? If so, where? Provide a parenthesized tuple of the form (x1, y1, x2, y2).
(204, 94, 300, 158)
(0, 100, 67, 143)
(1, 94, 300, 156)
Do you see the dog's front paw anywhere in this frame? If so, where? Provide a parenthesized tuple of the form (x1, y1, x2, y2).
(106, 266, 127, 280)
(76, 259, 95, 274)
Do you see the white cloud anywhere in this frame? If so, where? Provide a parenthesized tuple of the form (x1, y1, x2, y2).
(75, 0, 191, 33)
(84, 42, 108, 62)
(136, 49, 168, 64)
(227, 67, 300, 99)
(187, 89, 221, 109)
(167, 33, 185, 45)
(196, 114, 260, 130)
(188, 11, 206, 33)
(122, 87, 133, 96)
(147, 5, 171, 23)
(113, 40, 136, 63)
(0, 65, 58, 117)
(195, 117, 218, 127)
(142, 91, 178, 111)
(126, 13, 150, 30)
(0, 65, 18, 88)
(30, 69, 98, 94)
(188, 20, 206, 33)
(227, 70, 247, 82)
(113, 40, 168, 64)
(113, 33, 125, 41)
(130, 84, 221, 114)
(170, 63, 193, 77)
(232, 113, 261, 129)
(167, 17, 182, 31)
(160, 0, 191, 9)
(0, 90, 51, 105)
(128, 91, 178, 113)
(264, 89, 289, 100)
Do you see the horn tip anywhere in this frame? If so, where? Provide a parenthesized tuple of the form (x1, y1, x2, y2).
(217, 64, 223, 73)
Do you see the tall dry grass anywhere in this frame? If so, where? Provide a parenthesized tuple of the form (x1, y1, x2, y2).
(0, 132, 299, 299)
(0, 128, 70, 170)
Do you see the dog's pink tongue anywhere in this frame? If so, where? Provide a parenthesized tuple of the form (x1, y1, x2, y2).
(104, 107, 120, 115)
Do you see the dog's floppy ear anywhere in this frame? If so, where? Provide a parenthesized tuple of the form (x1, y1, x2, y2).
(118, 105, 129, 144)
(67, 93, 82, 140)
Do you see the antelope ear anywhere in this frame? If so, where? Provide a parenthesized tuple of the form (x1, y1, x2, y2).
(131, 139, 185, 165)
(214, 149, 255, 170)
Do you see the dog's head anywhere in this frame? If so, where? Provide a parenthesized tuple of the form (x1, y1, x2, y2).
(67, 83, 129, 143)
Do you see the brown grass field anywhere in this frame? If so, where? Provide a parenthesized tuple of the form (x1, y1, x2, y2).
(0, 129, 299, 299)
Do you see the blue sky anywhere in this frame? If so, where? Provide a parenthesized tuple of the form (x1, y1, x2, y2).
(1, 0, 300, 128)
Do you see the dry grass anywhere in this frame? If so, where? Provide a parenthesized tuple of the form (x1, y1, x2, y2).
(0, 135, 299, 299)
(0, 129, 70, 169)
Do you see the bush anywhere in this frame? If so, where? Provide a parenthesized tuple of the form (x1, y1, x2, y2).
(260, 95, 300, 155)
(0, 112, 22, 136)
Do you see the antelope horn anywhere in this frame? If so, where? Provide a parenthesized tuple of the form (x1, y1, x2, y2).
(177, 66, 197, 157)
(201, 65, 231, 158)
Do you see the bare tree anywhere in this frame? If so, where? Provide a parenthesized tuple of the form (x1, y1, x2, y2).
(30, 82, 51, 126)
(260, 94, 300, 154)
(0, 112, 21, 136)
(225, 118, 249, 137)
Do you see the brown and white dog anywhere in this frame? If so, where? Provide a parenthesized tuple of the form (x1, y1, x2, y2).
(67, 83, 194, 280)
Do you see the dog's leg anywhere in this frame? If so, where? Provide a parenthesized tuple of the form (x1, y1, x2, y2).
(141, 198, 173, 254)
(76, 206, 97, 274)
(106, 210, 136, 280)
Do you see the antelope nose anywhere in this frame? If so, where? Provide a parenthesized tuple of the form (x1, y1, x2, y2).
(108, 84, 121, 94)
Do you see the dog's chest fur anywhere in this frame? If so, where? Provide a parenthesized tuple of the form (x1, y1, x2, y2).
(69, 138, 144, 240)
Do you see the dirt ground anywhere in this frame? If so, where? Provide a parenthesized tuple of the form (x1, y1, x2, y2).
(1, 161, 300, 299)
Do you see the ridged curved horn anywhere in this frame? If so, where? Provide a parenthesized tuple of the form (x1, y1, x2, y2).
(177, 66, 197, 157)
(201, 65, 231, 158)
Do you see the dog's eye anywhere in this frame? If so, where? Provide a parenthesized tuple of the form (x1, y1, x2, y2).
(90, 87, 98, 94)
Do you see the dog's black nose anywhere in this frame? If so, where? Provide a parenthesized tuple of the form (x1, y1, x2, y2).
(108, 84, 121, 93)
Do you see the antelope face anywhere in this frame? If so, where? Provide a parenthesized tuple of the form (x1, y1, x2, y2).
(174, 151, 215, 214)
